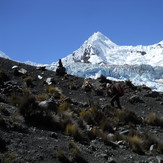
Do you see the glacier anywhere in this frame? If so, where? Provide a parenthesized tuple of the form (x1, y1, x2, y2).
(47, 62, 163, 92)
(47, 32, 163, 92)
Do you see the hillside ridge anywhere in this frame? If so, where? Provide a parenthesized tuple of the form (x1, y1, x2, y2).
(0, 57, 163, 162)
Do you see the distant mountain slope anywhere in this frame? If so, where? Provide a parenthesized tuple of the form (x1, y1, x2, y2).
(48, 32, 163, 92)
(0, 51, 9, 59)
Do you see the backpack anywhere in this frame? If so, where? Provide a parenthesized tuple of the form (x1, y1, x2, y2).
(115, 83, 124, 96)
(107, 83, 124, 96)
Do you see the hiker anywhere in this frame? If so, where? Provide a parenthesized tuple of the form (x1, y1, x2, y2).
(56, 59, 66, 76)
(82, 79, 94, 107)
(82, 79, 94, 92)
(106, 82, 124, 109)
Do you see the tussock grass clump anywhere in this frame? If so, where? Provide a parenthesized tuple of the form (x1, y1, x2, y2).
(91, 127, 105, 139)
(144, 113, 163, 127)
(116, 109, 141, 125)
(79, 104, 104, 126)
(65, 124, 79, 137)
(89, 104, 104, 124)
(103, 105, 116, 118)
(68, 140, 80, 157)
(99, 118, 114, 133)
(60, 94, 66, 100)
(60, 113, 73, 130)
(46, 86, 64, 99)
(68, 140, 88, 163)
(91, 126, 100, 136)
(22, 88, 31, 95)
(36, 93, 48, 101)
(142, 134, 158, 152)
(24, 76, 34, 87)
(46, 86, 58, 94)
(126, 135, 144, 154)
(91, 127, 111, 144)
(80, 109, 95, 125)
(65, 123, 86, 142)
(58, 102, 72, 113)
(15, 95, 59, 130)
(141, 134, 163, 155)
(9, 114, 26, 130)
(18, 95, 37, 118)
(60, 111, 88, 142)
(125, 130, 163, 155)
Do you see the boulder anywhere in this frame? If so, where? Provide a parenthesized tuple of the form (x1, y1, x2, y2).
(128, 95, 144, 104)
(36, 66, 46, 71)
(56, 67, 66, 76)
(144, 91, 160, 98)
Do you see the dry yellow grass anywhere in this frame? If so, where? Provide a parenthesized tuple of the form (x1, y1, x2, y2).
(68, 140, 80, 156)
(46, 86, 57, 94)
(65, 124, 79, 137)
(115, 108, 140, 124)
(127, 135, 144, 154)
(79, 109, 94, 125)
(144, 113, 159, 126)
(22, 88, 31, 95)
(36, 93, 48, 101)
(24, 76, 34, 87)
(58, 102, 71, 113)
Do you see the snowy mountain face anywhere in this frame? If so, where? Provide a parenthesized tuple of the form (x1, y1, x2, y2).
(48, 32, 163, 92)
(61, 32, 163, 67)
(0, 51, 9, 59)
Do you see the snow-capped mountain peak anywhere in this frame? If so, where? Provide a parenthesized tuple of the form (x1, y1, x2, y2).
(48, 32, 163, 92)
(62, 32, 118, 65)
(61, 32, 163, 67)
(86, 31, 117, 47)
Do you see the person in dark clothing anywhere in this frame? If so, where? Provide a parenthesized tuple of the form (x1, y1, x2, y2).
(82, 79, 93, 92)
(107, 82, 124, 109)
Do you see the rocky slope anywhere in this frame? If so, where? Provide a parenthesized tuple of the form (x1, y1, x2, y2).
(0, 57, 163, 163)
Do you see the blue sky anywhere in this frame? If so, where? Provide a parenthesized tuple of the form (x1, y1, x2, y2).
(0, 0, 163, 64)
